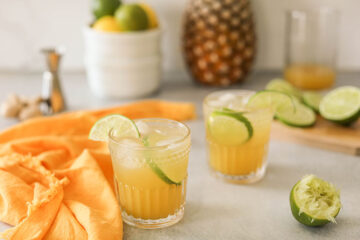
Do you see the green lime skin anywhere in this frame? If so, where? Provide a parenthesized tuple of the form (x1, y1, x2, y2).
(326, 111, 360, 126)
(115, 4, 149, 31)
(92, 0, 121, 20)
(290, 183, 340, 227)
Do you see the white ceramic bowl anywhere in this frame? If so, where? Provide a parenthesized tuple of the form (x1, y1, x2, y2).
(83, 27, 162, 98)
(85, 56, 161, 99)
(83, 27, 161, 58)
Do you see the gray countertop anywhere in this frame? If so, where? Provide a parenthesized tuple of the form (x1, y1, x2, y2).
(0, 71, 359, 239)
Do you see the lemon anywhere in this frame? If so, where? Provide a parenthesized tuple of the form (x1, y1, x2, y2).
(115, 4, 149, 31)
(92, 0, 121, 19)
(139, 3, 158, 29)
(93, 16, 121, 32)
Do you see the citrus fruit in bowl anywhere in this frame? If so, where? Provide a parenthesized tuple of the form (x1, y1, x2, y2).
(114, 4, 149, 31)
(92, 0, 121, 20)
(93, 16, 121, 32)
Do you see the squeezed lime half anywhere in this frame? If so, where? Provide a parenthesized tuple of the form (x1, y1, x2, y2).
(290, 175, 341, 227)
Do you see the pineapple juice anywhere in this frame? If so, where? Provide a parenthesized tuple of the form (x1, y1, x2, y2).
(285, 64, 335, 90)
(108, 119, 190, 228)
(203, 91, 273, 183)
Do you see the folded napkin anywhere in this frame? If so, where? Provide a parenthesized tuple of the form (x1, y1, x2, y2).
(0, 100, 195, 240)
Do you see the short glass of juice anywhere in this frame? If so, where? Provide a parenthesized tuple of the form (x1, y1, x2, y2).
(203, 90, 273, 184)
(108, 118, 191, 229)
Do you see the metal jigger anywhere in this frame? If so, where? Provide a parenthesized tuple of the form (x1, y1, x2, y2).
(41, 48, 66, 115)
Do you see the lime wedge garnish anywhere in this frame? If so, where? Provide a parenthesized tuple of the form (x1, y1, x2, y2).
(290, 175, 341, 227)
(246, 90, 296, 114)
(302, 91, 323, 113)
(208, 110, 253, 146)
(142, 136, 183, 186)
(276, 101, 316, 128)
(266, 79, 302, 99)
(89, 114, 181, 185)
(89, 114, 140, 141)
(319, 86, 360, 125)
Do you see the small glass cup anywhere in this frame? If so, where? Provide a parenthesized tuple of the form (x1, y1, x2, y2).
(108, 118, 191, 229)
(284, 8, 339, 90)
(203, 90, 273, 184)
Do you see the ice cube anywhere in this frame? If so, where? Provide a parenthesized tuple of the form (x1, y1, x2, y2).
(155, 137, 183, 147)
(117, 137, 143, 147)
(218, 93, 236, 102)
(136, 120, 150, 135)
(208, 93, 236, 108)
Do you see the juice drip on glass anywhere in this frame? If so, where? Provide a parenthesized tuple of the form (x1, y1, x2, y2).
(284, 64, 335, 90)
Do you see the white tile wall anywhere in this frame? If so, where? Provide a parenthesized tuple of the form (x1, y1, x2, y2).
(0, 0, 359, 73)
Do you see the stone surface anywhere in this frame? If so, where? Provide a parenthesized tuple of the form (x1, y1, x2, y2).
(0, 72, 359, 239)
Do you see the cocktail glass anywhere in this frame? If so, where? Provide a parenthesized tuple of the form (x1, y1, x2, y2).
(108, 118, 191, 229)
(203, 90, 273, 184)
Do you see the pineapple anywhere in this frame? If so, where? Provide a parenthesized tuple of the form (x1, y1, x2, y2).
(183, 0, 256, 86)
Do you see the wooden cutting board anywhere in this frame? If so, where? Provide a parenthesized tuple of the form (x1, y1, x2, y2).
(271, 116, 360, 156)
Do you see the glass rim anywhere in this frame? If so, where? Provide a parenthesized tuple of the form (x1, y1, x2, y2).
(286, 7, 340, 17)
(203, 90, 271, 112)
(108, 118, 191, 150)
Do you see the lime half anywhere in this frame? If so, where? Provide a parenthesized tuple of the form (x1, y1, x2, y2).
(303, 92, 323, 113)
(208, 110, 253, 146)
(89, 114, 140, 141)
(319, 86, 360, 125)
(89, 114, 181, 185)
(290, 175, 341, 227)
(266, 79, 302, 99)
(276, 101, 316, 128)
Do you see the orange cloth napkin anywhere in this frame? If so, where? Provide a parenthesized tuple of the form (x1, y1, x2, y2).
(0, 100, 195, 240)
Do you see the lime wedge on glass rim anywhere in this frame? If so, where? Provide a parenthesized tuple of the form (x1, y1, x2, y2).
(303, 91, 323, 113)
(290, 175, 341, 227)
(319, 86, 360, 125)
(89, 114, 181, 185)
(208, 109, 253, 146)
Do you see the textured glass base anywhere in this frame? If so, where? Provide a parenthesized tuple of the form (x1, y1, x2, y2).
(210, 164, 267, 184)
(122, 205, 185, 229)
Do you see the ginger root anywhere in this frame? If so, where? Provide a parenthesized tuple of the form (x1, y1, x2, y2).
(1, 94, 43, 121)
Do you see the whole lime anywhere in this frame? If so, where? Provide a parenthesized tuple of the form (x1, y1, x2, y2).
(92, 0, 121, 20)
(115, 4, 149, 31)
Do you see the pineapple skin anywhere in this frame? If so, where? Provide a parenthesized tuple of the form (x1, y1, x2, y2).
(183, 0, 256, 86)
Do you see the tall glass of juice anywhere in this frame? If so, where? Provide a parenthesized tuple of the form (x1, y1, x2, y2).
(284, 8, 339, 90)
(203, 90, 273, 184)
(108, 118, 191, 229)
